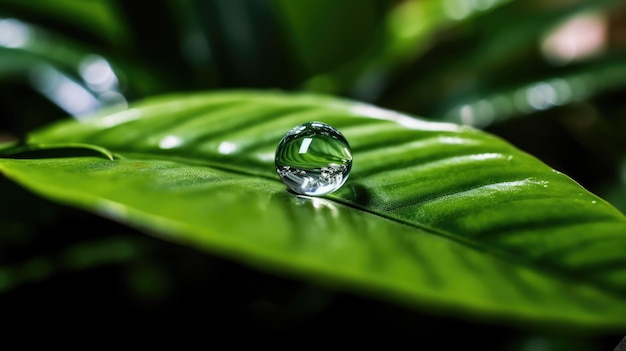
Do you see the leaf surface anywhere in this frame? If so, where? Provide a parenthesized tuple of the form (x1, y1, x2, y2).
(2, 91, 625, 329)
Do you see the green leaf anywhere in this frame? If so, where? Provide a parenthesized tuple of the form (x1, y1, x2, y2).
(442, 55, 626, 126)
(0, 236, 141, 293)
(382, 0, 625, 115)
(382, 0, 515, 65)
(0, 142, 115, 160)
(0, 0, 128, 47)
(272, 0, 391, 75)
(1, 91, 625, 330)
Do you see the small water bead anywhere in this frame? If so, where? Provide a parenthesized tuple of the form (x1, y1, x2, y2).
(275, 121, 352, 196)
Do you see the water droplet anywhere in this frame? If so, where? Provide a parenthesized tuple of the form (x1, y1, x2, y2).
(275, 121, 352, 196)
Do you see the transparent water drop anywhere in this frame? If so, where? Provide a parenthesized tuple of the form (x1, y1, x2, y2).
(275, 121, 352, 196)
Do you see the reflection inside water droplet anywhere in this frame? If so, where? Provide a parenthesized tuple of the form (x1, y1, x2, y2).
(275, 121, 352, 196)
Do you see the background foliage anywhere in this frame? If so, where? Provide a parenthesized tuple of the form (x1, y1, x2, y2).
(1, 0, 625, 347)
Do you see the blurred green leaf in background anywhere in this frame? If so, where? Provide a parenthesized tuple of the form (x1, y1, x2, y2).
(1, 0, 626, 348)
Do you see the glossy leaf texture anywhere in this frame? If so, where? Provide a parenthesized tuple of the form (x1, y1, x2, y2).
(1, 91, 626, 330)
